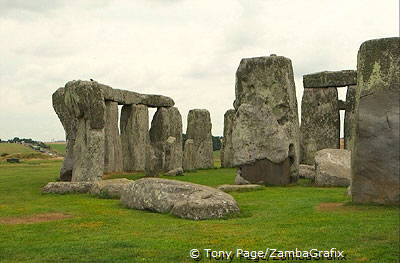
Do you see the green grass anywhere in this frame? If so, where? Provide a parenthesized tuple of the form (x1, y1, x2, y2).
(0, 160, 398, 262)
(0, 143, 35, 155)
(46, 143, 67, 155)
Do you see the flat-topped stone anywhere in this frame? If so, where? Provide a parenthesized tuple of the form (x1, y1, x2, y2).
(303, 70, 357, 88)
(121, 178, 240, 220)
(217, 184, 264, 192)
(65, 80, 175, 107)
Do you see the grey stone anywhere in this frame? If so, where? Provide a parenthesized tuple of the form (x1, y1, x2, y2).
(344, 85, 357, 150)
(89, 178, 132, 198)
(186, 109, 213, 169)
(232, 55, 300, 185)
(183, 139, 195, 171)
(314, 149, 351, 187)
(147, 107, 183, 176)
(234, 171, 251, 185)
(303, 70, 357, 88)
(299, 164, 315, 180)
(100, 87, 175, 107)
(121, 178, 240, 220)
(352, 37, 400, 205)
(165, 167, 184, 176)
(221, 109, 235, 168)
(42, 182, 93, 194)
(52, 88, 77, 181)
(217, 184, 264, 192)
(104, 101, 123, 173)
(63, 81, 106, 182)
(120, 104, 149, 171)
(301, 88, 340, 164)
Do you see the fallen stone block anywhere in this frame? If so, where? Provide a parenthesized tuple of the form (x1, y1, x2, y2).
(121, 178, 240, 220)
(217, 184, 264, 193)
(89, 178, 132, 198)
(42, 182, 93, 194)
(314, 149, 351, 187)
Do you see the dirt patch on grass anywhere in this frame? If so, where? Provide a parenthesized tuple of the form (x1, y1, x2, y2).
(0, 213, 73, 224)
(316, 202, 359, 212)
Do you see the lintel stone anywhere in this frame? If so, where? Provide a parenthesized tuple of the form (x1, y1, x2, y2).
(303, 70, 357, 88)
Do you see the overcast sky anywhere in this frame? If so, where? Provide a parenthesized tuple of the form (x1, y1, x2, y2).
(0, 0, 398, 142)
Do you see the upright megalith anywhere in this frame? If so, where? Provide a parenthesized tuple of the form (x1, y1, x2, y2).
(352, 37, 400, 205)
(52, 88, 78, 181)
(232, 55, 300, 185)
(120, 104, 149, 171)
(301, 70, 357, 164)
(182, 139, 195, 171)
(300, 88, 340, 164)
(344, 85, 357, 150)
(221, 109, 235, 168)
(64, 80, 106, 182)
(185, 109, 213, 169)
(104, 101, 123, 173)
(146, 107, 183, 176)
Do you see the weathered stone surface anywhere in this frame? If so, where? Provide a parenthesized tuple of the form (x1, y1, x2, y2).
(299, 164, 315, 180)
(314, 149, 351, 187)
(234, 171, 251, 185)
(120, 104, 149, 171)
(42, 182, 93, 194)
(121, 178, 240, 220)
(165, 167, 184, 176)
(301, 88, 340, 165)
(303, 70, 357, 88)
(101, 87, 175, 107)
(344, 85, 357, 150)
(52, 88, 77, 181)
(352, 37, 400, 205)
(183, 139, 195, 171)
(89, 178, 132, 198)
(221, 109, 235, 168)
(186, 109, 213, 169)
(232, 55, 300, 185)
(104, 101, 123, 173)
(217, 184, 264, 192)
(63, 81, 106, 182)
(146, 107, 183, 176)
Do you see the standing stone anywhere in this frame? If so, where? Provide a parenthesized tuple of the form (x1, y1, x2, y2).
(232, 55, 300, 185)
(186, 109, 214, 169)
(52, 88, 77, 181)
(300, 88, 340, 164)
(146, 107, 183, 176)
(120, 104, 149, 171)
(64, 80, 106, 182)
(183, 139, 195, 171)
(221, 109, 235, 168)
(314, 149, 351, 187)
(104, 101, 123, 173)
(344, 85, 357, 150)
(352, 37, 400, 205)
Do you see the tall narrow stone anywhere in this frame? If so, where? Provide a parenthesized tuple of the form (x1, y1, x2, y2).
(120, 104, 149, 171)
(104, 101, 123, 173)
(146, 107, 183, 176)
(221, 109, 235, 168)
(300, 88, 340, 164)
(63, 80, 106, 182)
(186, 109, 213, 169)
(352, 37, 399, 205)
(344, 85, 357, 150)
(183, 139, 195, 171)
(232, 55, 300, 185)
(52, 87, 77, 181)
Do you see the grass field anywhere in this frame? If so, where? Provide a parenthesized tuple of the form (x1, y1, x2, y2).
(46, 143, 67, 155)
(0, 143, 35, 155)
(0, 160, 398, 262)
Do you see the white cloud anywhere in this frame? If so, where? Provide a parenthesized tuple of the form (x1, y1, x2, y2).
(0, 0, 398, 141)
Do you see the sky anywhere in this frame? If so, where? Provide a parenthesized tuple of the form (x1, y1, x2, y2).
(0, 0, 398, 142)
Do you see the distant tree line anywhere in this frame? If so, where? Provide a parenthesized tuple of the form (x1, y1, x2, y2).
(182, 134, 222, 151)
(2, 137, 49, 149)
